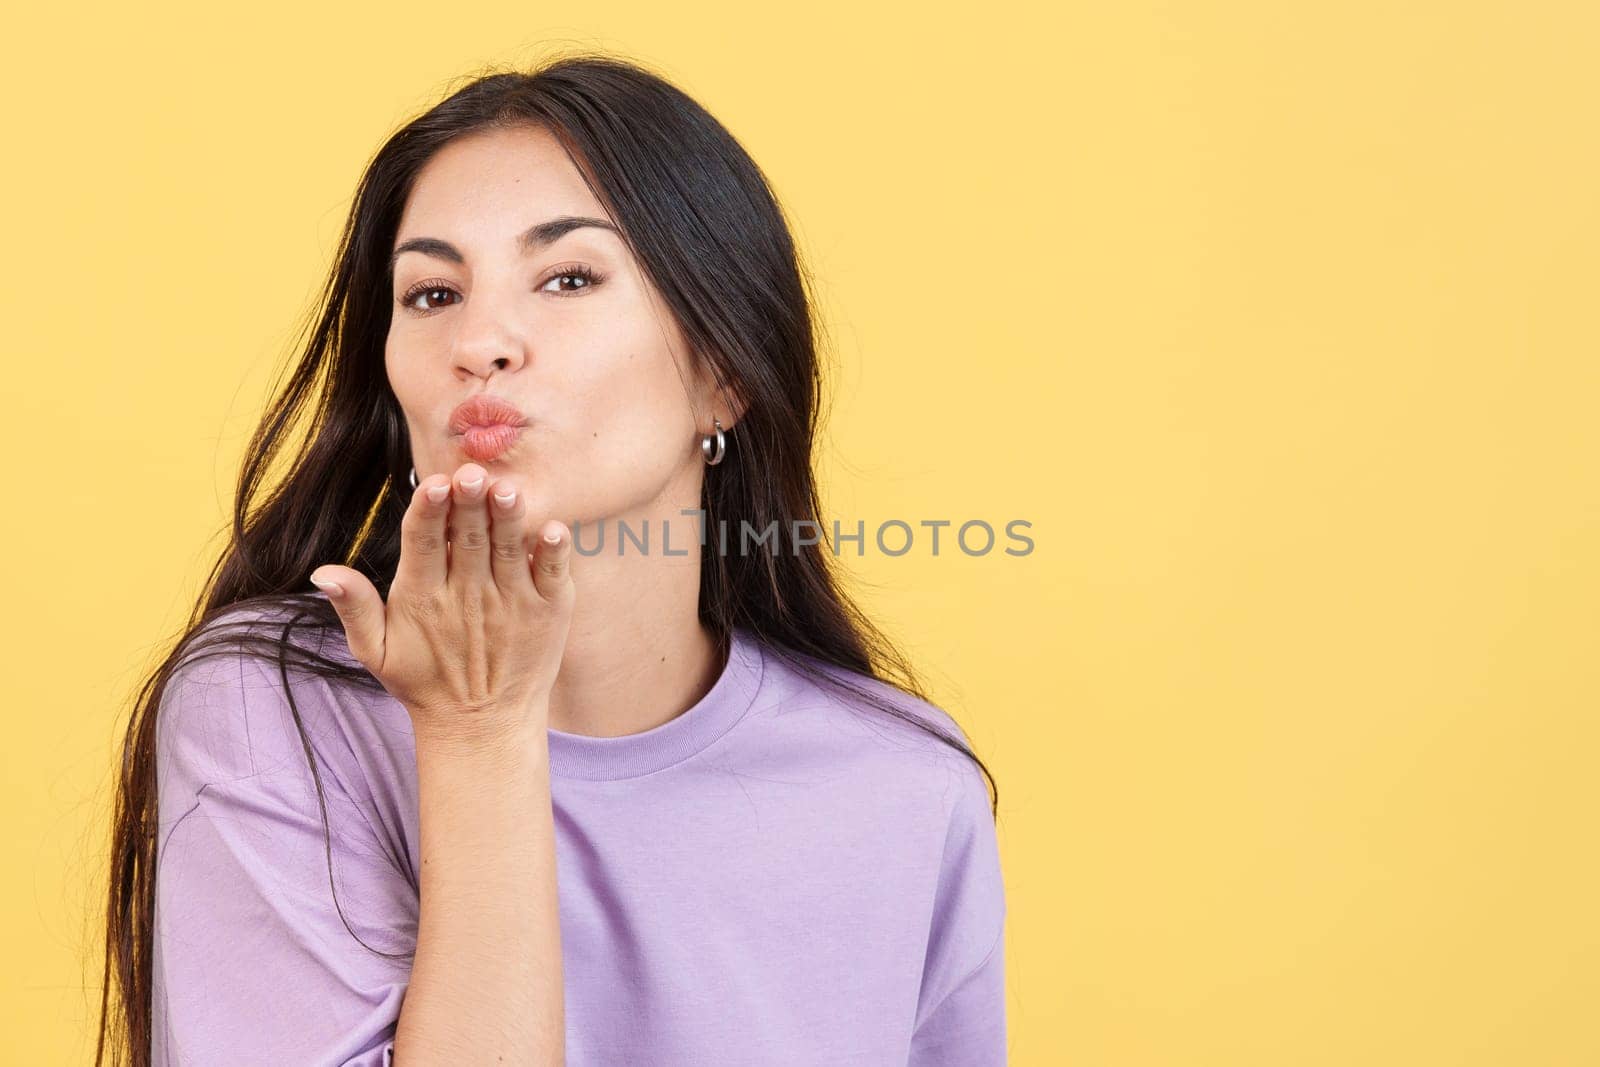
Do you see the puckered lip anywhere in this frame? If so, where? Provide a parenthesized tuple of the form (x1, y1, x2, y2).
(448, 393, 528, 435)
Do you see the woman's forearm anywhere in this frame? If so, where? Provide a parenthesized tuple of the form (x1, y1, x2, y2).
(393, 716, 564, 1064)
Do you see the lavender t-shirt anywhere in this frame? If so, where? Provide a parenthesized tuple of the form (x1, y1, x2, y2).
(151, 602, 1007, 1065)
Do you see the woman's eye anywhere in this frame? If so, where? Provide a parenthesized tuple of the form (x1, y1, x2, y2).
(398, 285, 460, 313)
(539, 265, 603, 296)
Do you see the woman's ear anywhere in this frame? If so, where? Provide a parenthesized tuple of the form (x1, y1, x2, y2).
(719, 383, 750, 429)
(690, 352, 749, 430)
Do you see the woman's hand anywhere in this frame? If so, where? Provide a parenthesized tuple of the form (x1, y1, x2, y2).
(309, 462, 574, 749)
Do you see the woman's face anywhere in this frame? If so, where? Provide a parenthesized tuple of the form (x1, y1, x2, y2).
(385, 124, 723, 533)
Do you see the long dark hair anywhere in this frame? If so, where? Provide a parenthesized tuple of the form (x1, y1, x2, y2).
(96, 50, 998, 1066)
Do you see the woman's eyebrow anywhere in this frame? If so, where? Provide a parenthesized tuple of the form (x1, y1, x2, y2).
(387, 215, 618, 272)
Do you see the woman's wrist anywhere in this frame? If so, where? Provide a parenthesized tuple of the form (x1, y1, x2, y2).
(410, 699, 551, 768)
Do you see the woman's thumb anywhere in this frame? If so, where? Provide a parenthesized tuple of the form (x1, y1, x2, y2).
(308, 566, 384, 670)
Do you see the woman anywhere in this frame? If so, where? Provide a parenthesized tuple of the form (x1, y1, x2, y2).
(99, 53, 1005, 1065)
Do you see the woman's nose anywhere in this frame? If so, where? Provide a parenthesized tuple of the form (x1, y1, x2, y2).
(454, 348, 519, 380)
(449, 305, 527, 379)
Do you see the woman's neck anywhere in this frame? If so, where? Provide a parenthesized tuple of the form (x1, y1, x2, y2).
(542, 506, 721, 739)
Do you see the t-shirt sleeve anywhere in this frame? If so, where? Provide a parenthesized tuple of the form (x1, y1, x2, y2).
(151, 642, 417, 1066)
(908, 753, 1008, 1065)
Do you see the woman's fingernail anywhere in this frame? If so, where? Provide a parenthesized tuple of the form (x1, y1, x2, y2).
(494, 489, 517, 508)
(426, 483, 450, 503)
(310, 577, 344, 597)
(543, 529, 561, 545)
(460, 475, 484, 493)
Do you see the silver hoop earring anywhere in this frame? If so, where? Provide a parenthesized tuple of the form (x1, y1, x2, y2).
(408, 466, 418, 490)
(701, 418, 726, 466)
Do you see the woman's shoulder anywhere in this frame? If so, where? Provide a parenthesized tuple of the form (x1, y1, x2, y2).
(157, 594, 403, 805)
(752, 634, 974, 739)
(746, 634, 993, 813)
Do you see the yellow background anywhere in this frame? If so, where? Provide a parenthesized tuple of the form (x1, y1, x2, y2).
(4, 3, 1597, 1064)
